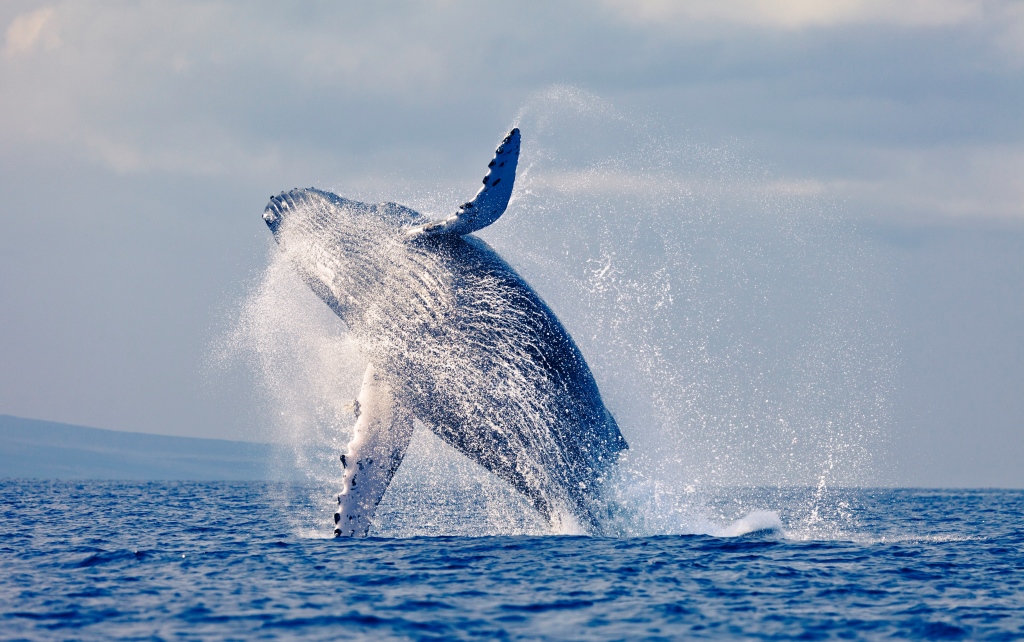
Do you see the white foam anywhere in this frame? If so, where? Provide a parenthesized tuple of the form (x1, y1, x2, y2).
(710, 510, 784, 537)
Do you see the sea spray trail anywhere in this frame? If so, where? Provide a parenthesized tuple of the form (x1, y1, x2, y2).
(499, 88, 896, 536)
(223, 87, 897, 538)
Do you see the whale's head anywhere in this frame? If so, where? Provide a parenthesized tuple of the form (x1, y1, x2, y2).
(260, 128, 519, 326)
(264, 127, 519, 248)
(262, 188, 427, 322)
(264, 188, 421, 238)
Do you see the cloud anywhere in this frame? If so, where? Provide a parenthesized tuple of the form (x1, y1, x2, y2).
(0, 1, 1021, 224)
(80, 129, 285, 177)
(599, 0, 982, 30)
(0, 2, 482, 176)
(827, 144, 1024, 221)
(518, 168, 826, 201)
(3, 7, 59, 57)
(993, 2, 1024, 64)
(597, 0, 1024, 68)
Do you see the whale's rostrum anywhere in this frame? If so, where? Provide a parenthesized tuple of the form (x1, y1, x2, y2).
(263, 128, 628, 536)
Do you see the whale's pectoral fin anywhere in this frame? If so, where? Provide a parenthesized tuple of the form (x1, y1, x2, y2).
(334, 362, 414, 537)
(406, 128, 520, 238)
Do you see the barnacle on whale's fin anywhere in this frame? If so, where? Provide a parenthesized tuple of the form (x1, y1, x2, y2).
(407, 128, 520, 238)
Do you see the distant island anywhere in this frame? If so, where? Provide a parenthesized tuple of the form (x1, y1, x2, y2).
(0, 414, 294, 480)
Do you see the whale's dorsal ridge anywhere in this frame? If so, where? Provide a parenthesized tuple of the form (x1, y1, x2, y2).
(407, 128, 520, 238)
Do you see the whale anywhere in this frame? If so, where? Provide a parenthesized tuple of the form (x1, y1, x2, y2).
(262, 129, 628, 536)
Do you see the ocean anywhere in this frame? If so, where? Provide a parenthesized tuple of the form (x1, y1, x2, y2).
(1, 480, 1021, 640)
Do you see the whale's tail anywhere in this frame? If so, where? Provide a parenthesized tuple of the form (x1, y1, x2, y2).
(407, 128, 520, 238)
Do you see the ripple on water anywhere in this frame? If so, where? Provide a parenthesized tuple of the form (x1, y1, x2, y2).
(1, 481, 1022, 640)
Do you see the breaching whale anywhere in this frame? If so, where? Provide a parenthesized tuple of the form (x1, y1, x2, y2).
(263, 129, 628, 536)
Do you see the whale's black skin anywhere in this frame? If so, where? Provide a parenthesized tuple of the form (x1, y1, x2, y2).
(263, 135, 627, 533)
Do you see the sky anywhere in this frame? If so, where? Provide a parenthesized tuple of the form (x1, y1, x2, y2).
(1, 1, 1021, 487)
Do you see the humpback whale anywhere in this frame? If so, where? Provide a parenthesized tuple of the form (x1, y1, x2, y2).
(263, 129, 628, 536)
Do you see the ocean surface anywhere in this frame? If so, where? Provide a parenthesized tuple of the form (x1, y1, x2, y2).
(1, 480, 1022, 640)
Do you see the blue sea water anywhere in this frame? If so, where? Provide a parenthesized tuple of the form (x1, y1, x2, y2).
(1, 481, 1022, 640)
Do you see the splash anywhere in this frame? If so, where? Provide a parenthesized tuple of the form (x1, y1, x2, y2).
(222, 86, 896, 539)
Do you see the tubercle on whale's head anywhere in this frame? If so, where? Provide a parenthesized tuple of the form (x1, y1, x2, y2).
(263, 189, 313, 237)
(262, 197, 284, 236)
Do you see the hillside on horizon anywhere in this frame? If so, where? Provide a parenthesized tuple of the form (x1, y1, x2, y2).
(0, 414, 295, 481)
